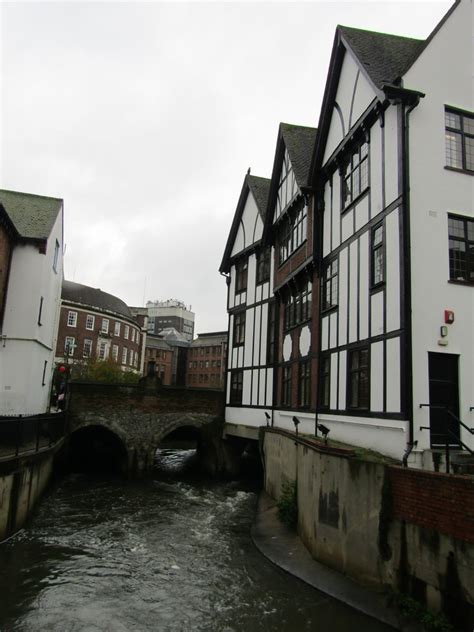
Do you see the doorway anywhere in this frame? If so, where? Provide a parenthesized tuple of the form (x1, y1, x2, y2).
(428, 352, 460, 447)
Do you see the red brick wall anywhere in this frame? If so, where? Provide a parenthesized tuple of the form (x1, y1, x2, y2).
(56, 304, 141, 370)
(186, 344, 227, 389)
(144, 347, 173, 385)
(273, 198, 314, 289)
(389, 466, 474, 544)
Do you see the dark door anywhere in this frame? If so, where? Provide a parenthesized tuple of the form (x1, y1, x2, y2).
(428, 352, 460, 447)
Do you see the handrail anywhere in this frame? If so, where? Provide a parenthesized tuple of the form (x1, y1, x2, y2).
(0, 412, 67, 462)
(419, 404, 474, 434)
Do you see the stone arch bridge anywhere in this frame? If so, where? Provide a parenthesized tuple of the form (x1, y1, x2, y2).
(66, 381, 236, 475)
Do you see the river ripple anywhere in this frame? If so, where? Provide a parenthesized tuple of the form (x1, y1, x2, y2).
(0, 450, 392, 632)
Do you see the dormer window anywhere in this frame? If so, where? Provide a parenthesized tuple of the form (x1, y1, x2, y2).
(445, 107, 474, 173)
(342, 140, 369, 210)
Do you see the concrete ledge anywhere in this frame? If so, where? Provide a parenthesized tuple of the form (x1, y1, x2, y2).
(251, 492, 418, 632)
(223, 422, 260, 441)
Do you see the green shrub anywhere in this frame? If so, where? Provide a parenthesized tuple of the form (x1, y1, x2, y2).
(393, 594, 453, 631)
(70, 359, 140, 385)
(277, 480, 298, 529)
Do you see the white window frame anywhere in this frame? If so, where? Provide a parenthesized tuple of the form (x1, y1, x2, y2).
(67, 311, 77, 327)
(83, 339, 93, 358)
(122, 347, 128, 365)
(98, 341, 108, 360)
(114, 322, 121, 336)
(86, 314, 95, 331)
(112, 344, 119, 361)
(124, 325, 129, 339)
(101, 318, 109, 334)
(64, 336, 76, 356)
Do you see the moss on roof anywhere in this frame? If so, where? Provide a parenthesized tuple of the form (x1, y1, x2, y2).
(339, 26, 424, 89)
(0, 189, 62, 240)
(280, 123, 318, 188)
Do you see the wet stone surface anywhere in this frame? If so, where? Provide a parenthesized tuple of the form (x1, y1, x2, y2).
(0, 449, 391, 631)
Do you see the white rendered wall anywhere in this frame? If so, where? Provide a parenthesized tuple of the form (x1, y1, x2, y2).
(323, 49, 377, 164)
(403, 0, 474, 452)
(0, 210, 63, 415)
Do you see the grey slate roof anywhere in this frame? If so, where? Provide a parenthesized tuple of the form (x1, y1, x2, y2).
(158, 327, 190, 347)
(191, 331, 227, 346)
(339, 26, 424, 89)
(62, 280, 133, 320)
(248, 175, 270, 219)
(146, 334, 171, 351)
(0, 189, 62, 241)
(280, 123, 318, 188)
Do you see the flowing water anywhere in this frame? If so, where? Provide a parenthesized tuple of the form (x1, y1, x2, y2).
(0, 450, 392, 632)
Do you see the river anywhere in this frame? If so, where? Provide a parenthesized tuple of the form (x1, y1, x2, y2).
(0, 449, 392, 631)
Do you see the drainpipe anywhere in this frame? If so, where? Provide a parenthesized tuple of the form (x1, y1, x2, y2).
(383, 83, 424, 462)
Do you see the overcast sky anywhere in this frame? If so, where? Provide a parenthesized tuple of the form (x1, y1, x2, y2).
(0, 0, 451, 333)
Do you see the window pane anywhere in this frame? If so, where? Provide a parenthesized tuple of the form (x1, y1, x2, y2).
(449, 239, 466, 280)
(467, 220, 474, 241)
(445, 131, 463, 168)
(445, 111, 461, 129)
(360, 159, 369, 192)
(463, 115, 474, 135)
(373, 248, 384, 284)
(373, 226, 383, 246)
(465, 136, 474, 171)
(349, 373, 359, 407)
(448, 217, 465, 238)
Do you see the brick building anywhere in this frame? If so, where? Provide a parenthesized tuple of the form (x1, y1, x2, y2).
(186, 331, 227, 389)
(143, 334, 173, 385)
(146, 299, 195, 342)
(55, 280, 144, 373)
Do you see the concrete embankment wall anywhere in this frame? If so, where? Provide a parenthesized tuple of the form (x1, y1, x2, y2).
(263, 429, 474, 630)
(0, 451, 55, 542)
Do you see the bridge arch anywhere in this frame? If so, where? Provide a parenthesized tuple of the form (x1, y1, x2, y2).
(68, 424, 129, 475)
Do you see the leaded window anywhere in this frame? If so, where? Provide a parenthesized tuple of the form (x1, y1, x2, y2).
(230, 370, 243, 405)
(342, 141, 369, 209)
(348, 348, 370, 410)
(371, 223, 384, 287)
(256, 248, 271, 284)
(298, 361, 311, 408)
(323, 259, 338, 310)
(235, 259, 248, 294)
(320, 355, 330, 409)
(276, 148, 298, 219)
(278, 204, 307, 265)
(282, 366, 292, 407)
(448, 215, 474, 282)
(445, 108, 474, 172)
(284, 281, 312, 331)
(233, 311, 245, 346)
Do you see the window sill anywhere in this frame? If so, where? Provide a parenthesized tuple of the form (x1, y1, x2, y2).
(321, 305, 338, 316)
(448, 279, 474, 287)
(341, 187, 370, 215)
(370, 282, 385, 294)
(444, 166, 474, 176)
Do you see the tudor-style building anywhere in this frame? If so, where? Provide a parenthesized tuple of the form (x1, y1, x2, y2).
(311, 0, 473, 464)
(220, 172, 273, 427)
(221, 0, 472, 469)
(0, 189, 64, 415)
(262, 123, 318, 433)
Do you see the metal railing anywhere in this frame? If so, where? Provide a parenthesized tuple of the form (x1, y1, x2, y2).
(0, 412, 67, 462)
(419, 404, 474, 473)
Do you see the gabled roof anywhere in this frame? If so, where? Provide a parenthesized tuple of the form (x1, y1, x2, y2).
(0, 189, 62, 241)
(310, 1, 460, 181)
(62, 280, 133, 320)
(339, 27, 423, 90)
(262, 122, 317, 243)
(280, 123, 318, 189)
(219, 172, 270, 274)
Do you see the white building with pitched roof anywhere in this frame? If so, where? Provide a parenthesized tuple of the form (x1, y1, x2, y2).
(0, 189, 64, 415)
